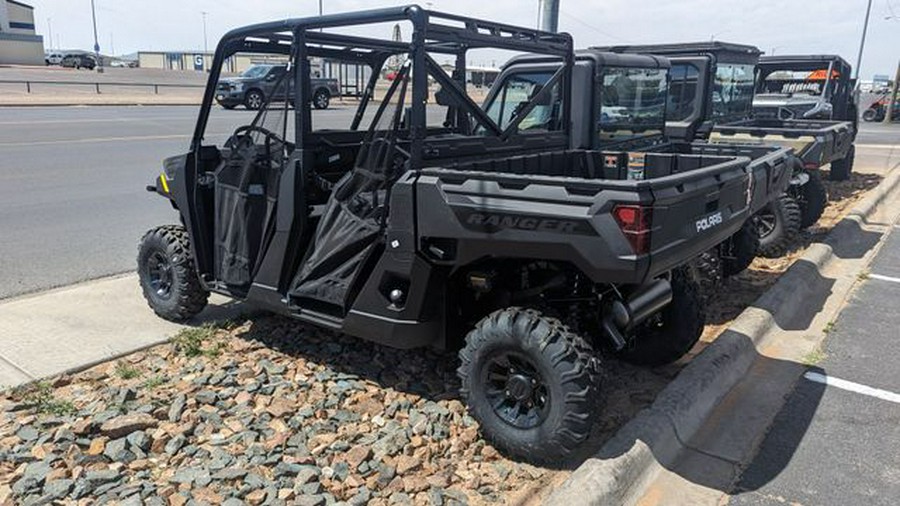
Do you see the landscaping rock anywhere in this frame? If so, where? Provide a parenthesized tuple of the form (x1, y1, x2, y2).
(99, 413, 157, 439)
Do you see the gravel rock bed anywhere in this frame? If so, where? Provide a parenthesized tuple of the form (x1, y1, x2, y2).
(0, 317, 673, 506)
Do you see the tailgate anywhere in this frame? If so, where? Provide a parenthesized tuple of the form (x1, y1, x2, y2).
(646, 158, 752, 278)
(690, 142, 793, 213)
(415, 156, 751, 285)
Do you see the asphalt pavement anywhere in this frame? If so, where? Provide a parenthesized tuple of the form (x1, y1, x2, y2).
(0, 106, 898, 300)
(730, 224, 900, 505)
(0, 104, 363, 299)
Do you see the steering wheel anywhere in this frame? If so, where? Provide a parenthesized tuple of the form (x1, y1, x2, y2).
(224, 124, 288, 152)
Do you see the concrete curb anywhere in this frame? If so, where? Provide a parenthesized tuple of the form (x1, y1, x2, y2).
(547, 169, 900, 505)
(0, 102, 202, 107)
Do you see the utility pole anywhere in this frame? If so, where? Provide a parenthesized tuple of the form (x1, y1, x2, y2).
(201, 11, 208, 54)
(90, 0, 102, 72)
(854, 0, 873, 80)
(46, 18, 52, 50)
(536, 0, 543, 29)
(885, 60, 900, 123)
(541, 0, 559, 33)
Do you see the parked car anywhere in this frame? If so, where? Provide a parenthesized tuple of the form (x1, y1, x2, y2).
(109, 59, 137, 68)
(215, 63, 340, 110)
(44, 52, 64, 66)
(61, 54, 97, 70)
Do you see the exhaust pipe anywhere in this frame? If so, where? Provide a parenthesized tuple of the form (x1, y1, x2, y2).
(602, 279, 673, 351)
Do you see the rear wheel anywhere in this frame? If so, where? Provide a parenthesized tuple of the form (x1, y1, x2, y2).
(137, 225, 209, 322)
(244, 89, 264, 110)
(720, 220, 760, 277)
(458, 308, 601, 465)
(618, 268, 704, 367)
(795, 169, 827, 228)
(756, 195, 802, 258)
(862, 108, 879, 122)
(829, 145, 855, 181)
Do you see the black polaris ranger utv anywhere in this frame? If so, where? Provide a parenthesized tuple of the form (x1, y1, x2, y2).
(509, 49, 790, 273)
(754, 55, 858, 125)
(138, 6, 753, 464)
(598, 42, 853, 256)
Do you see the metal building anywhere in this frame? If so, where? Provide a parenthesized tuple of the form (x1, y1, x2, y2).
(0, 0, 44, 65)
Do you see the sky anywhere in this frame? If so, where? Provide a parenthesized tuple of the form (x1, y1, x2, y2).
(27, 0, 900, 79)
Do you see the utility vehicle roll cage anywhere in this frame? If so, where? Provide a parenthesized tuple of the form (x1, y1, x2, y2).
(192, 4, 574, 167)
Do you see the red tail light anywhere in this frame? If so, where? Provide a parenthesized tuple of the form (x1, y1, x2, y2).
(613, 204, 653, 255)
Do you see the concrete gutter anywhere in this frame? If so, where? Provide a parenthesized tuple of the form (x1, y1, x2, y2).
(547, 169, 900, 505)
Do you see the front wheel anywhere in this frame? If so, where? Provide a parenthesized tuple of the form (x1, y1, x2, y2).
(795, 169, 827, 228)
(862, 108, 880, 122)
(244, 89, 264, 110)
(720, 219, 760, 277)
(458, 308, 601, 465)
(138, 225, 209, 322)
(618, 268, 704, 367)
(829, 145, 855, 181)
(312, 89, 331, 110)
(756, 195, 802, 258)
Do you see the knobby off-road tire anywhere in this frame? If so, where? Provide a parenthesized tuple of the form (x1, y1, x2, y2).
(829, 145, 855, 181)
(138, 225, 209, 322)
(687, 250, 723, 301)
(720, 220, 760, 277)
(618, 268, 705, 367)
(457, 308, 601, 465)
(795, 169, 828, 228)
(756, 195, 802, 258)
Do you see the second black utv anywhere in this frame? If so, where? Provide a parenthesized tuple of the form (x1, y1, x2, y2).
(138, 6, 753, 464)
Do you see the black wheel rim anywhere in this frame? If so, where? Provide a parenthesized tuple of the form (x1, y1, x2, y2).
(147, 252, 174, 300)
(754, 212, 776, 239)
(483, 351, 549, 429)
(316, 93, 328, 108)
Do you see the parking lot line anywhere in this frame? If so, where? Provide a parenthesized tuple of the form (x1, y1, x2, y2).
(855, 144, 900, 150)
(803, 371, 900, 405)
(869, 273, 900, 284)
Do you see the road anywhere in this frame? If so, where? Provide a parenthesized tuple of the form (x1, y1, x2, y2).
(0, 106, 898, 299)
(731, 223, 900, 505)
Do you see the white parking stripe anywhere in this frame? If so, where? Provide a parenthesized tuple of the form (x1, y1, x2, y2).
(804, 372, 900, 405)
(870, 273, 900, 284)
(855, 144, 900, 150)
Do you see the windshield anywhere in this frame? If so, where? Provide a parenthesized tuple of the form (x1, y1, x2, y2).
(758, 69, 837, 97)
(598, 66, 668, 130)
(712, 63, 755, 119)
(240, 65, 273, 79)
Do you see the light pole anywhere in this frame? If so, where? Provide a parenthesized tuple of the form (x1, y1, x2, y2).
(47, 18, 53, 50)
(90, 0, 102, 72)
(854, 0, 873, 80)
(201, 11, 208, 54)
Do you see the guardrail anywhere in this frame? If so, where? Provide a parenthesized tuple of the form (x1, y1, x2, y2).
(0, 80, 206, 94)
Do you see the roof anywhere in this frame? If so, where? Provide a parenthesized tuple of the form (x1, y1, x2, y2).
(593, 41, 761, 64)
(6, 0, 35, 10)
(219, 4, 573, 58)
(759, 54, 851, 68)
(503, 50, 669, 71)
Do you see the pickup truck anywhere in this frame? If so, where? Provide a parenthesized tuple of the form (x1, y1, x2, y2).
(215, 63, 341, 110)
(138, 6, 753, 465)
